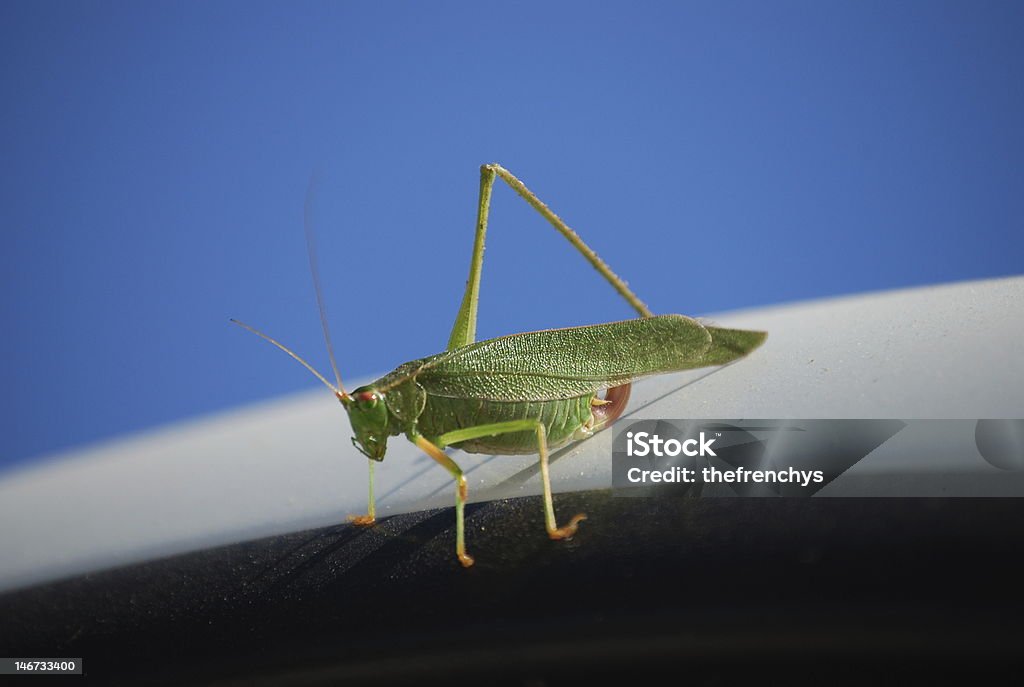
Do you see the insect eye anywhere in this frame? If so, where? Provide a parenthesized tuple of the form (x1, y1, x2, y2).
(355, 391, 378, 407)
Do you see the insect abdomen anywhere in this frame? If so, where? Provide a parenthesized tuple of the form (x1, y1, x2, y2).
(419, 394, 595, 455)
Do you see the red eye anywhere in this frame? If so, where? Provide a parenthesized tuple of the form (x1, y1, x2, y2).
(356, 391, 376, 403)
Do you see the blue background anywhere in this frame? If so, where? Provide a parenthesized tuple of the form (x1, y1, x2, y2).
(2, 1, 1022, 471)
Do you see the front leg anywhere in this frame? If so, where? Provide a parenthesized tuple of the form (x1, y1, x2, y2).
(347, 458, 377, 526)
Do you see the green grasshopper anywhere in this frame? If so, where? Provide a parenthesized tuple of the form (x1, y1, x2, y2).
(233, 164, 766, 567)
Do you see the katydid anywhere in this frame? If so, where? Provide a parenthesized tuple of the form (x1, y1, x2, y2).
(232, 163, 766, 568)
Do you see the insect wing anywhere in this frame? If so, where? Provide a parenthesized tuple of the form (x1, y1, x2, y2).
(417, 314, 760, 402)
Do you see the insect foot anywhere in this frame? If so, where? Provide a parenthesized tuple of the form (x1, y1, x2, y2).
(347, 514, 376, 527)
(548, 513, 587, 540)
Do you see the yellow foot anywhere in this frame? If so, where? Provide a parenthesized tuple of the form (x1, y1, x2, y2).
(458, 552, 475, 568)
(347, 514, 376, 527)
(548, 513, 587, 540)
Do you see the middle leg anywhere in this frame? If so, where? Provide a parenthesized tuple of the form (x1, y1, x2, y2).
(438, 418, 587, 540)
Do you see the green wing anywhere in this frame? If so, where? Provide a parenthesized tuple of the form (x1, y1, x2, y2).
(416, 314, 766, 402)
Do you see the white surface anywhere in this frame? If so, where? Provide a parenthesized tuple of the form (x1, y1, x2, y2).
(1, 276, 1022, 593)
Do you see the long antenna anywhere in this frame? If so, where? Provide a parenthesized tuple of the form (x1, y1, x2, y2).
(230, 319, 344, 397)
(304, 172, 348, 398)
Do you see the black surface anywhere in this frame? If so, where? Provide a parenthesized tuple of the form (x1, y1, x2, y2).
(2, 493, 1023, 684)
